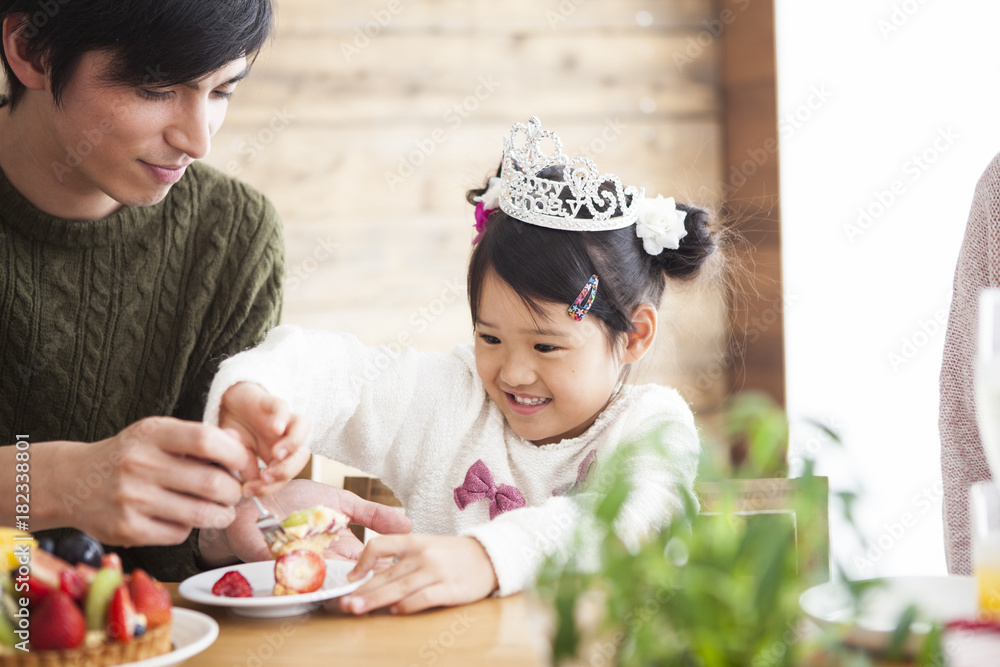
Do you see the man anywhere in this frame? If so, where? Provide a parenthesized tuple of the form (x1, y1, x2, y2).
(0, 0, 408, 579)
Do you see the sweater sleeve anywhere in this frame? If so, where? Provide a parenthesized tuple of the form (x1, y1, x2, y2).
(463, 392, 700, 596)
(204, 325, 482, 493)
(941, 153, 1000, 575)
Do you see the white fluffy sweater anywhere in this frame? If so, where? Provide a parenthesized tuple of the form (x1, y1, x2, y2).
(205, 325, 700, 595)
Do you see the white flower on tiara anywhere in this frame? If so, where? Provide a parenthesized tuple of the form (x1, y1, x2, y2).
(475, 176, 503, 211)
(634, 195, 688, 255)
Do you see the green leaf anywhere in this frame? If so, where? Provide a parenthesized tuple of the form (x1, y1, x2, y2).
(917, 623, 944, 666)
(886, 604, 918, 659)
(595, 474, 632, 524)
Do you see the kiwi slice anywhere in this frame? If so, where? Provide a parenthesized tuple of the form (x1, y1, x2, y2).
(0, 610, 15, 648)
(85, 567, 122, 630)
(281, 508, 314, 528)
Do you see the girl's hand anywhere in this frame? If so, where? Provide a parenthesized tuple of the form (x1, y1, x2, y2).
(217, 382, 311, 496)
(334, 535, 499, 615)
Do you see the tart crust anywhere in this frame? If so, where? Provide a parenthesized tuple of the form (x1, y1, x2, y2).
(0, 620, 172, 667)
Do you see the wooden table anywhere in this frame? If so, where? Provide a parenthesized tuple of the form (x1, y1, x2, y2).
(169, 584, 937, 667)
(169, 584, 550, 667)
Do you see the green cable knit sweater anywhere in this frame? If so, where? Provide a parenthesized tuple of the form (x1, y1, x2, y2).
(0, 140, 284, 580)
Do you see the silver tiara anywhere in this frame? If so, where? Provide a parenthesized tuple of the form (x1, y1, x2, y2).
(498, 116, 644, 231)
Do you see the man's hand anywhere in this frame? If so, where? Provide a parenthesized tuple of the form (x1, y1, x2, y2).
(199, 478, 413, 567)
(24, 417, 255, 546)
(217, 382, 311, 496)
(334, 535, 498, 615)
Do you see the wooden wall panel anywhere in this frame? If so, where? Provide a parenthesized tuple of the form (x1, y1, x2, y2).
(720, 0, 785, 406)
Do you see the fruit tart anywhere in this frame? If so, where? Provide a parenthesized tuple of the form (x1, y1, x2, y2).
(0, 530, 173, 667)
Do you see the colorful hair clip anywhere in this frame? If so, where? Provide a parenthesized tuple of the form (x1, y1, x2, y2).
(568, 275, 599, 322)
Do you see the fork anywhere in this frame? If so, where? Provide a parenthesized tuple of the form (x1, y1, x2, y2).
(231, 469, 287, 547)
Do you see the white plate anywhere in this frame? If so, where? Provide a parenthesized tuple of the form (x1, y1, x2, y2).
(178, 559, 371, 618)
(800, 576, 977, 655)
(125, 608, 218, 667)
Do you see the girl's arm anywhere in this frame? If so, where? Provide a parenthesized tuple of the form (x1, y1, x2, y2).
(338, 391, 700, 612)
(203, 325, 481, 493)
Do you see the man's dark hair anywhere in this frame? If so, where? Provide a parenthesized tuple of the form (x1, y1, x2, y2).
(0, 0, 274, 108)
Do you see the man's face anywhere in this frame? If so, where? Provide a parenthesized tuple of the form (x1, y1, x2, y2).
(45, 51, 247, 208)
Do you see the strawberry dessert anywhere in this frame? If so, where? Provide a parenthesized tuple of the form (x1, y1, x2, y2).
(210, 504, 349, 598)
(270, 505, 348, 596)
(0, 533, 173, 667)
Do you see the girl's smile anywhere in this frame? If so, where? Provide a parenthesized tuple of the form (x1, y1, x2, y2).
(506, 392, 552, 414)
(475, 270, 632, 446)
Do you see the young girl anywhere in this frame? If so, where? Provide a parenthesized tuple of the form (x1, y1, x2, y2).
(205, 116, 720, 614)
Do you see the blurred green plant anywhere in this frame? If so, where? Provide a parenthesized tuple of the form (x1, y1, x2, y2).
(535, 391, 945, 667)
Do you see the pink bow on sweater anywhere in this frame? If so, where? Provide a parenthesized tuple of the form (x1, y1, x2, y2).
(552, 449, 597, 496)
(454, 459, 526, 520)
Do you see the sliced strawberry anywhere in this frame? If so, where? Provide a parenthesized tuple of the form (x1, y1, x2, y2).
(75, 562, 98, 585)
(128, 569, 172, 627)
(26, 548, 72, 604)
(106, 584, 139, 643)
(59, 568, 87, 602)
(211, 570, 253, 597)
(32, 591, 86, 650)
(101, 552, 123, 572)
(274, 550, 326, 595)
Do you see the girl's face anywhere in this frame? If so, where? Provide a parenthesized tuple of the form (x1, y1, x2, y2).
(474, 271, 626, 446)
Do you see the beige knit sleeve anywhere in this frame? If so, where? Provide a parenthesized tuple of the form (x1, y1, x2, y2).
(941, 152, 1000, 574)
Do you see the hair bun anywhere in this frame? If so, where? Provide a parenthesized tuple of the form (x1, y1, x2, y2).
(650, 203, 716, 280)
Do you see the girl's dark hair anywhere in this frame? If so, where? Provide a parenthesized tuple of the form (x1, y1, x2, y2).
(467, 164, 718, 344)
(0, 0, 273, 108)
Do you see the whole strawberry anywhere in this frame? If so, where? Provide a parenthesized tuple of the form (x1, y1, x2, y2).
(274, 550, 326, 595)
(212, 570, 253, 597)
(129, 569, 172, 627)
(32, 591, 85, 650)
